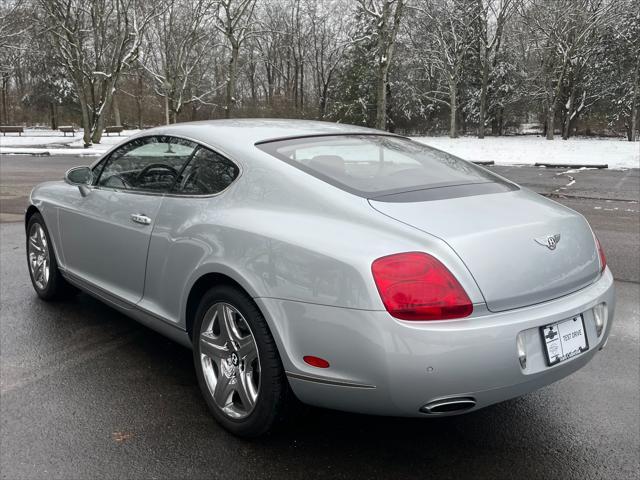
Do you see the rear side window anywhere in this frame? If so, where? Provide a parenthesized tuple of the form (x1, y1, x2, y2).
(173, 147, 240, 195)
(257, 135, 513, 199)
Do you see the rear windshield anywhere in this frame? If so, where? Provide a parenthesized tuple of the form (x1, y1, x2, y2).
(256, 135, 512, 199)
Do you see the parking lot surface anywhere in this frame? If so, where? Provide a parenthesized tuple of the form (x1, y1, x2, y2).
(1, 154, 639, 479)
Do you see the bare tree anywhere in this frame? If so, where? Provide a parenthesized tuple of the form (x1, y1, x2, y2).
(306, 0, 351, 118)
(356, 0, 405, 130)
(410, 0, 478, 138)
(39, 0, 160, 146)
(140, 0, 217, 124)
(0, 0, 31, 125)
(520, 0, 614, 140)
(474, 0, 514, 138)
(215, 0, 258, 118)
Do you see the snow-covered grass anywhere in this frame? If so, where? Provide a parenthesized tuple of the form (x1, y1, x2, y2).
(1, 129, 638, 169)
(0, 129, 140, 155)
(413, 135, 639, 169)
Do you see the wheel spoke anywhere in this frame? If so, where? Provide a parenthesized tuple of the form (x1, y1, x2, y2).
(199, 331, 228, 359)
(243, 349, 258, 369)
(213, 373, 233, 406)
(236, 334, 255, 359)
(34, 261, 43, 280)
(29, 236, 42, 253)
(38, 226, 47, 249)
(236, 373, 256, 410)
(216, 304, 234, 343)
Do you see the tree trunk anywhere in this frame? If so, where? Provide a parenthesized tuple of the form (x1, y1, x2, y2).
(0, 74, 8, 125)
(78, 95, 92, 148)
(136, 97, 143, 129)
(49, 102, 57, 130)
(164, 95, 170, 125)
(478, 50, 488, 138)
(546, 105, 555, 140)
(374, 61, 387, 130)
(630, 57, 639, 142)
(386, 82, 394, 132)
(319, 82, 329, 119)
(112, 93, 121, 127)
(632, 102, 638, 142)
(137, 73, 144, 129)
(226, 43, 240, 119)
(449, 81, 458, 138)
(299, 61, 304, 112)
(92, 110, 106, 144)
(562, 87, 576, 140)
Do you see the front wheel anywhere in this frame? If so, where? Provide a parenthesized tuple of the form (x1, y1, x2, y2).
(192, 285, 291, 437)
(26, 213, 75, 301)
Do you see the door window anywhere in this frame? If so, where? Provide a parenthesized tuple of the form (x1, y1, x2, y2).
(96, 136, 197, 192)
(173, 146, 240, 195)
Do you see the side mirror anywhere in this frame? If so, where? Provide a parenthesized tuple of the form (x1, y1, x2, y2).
(64, 166, 93, 196)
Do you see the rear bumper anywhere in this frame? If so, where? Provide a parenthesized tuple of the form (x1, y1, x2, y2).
(256, 268, 615, 417)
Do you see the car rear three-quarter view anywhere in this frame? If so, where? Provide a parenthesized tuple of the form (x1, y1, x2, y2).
(25, 119, 615, 437)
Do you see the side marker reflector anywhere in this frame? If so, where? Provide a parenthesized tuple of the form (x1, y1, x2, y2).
(303, 356, 330, 368)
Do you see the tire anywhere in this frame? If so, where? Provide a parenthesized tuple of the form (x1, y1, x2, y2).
(192, 285, 290, 437)
(26, 212, 75, 301)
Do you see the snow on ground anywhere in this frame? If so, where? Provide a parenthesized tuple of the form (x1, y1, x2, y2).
(413, 135, 640, 169)
(1, 129, 638, 169)
(0, 129, 140, 156)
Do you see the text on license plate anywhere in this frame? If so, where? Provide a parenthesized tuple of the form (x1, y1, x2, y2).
(541, 315, 589, 366)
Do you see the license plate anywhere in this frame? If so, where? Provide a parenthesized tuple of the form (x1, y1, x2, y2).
(541, 315, 589, 366)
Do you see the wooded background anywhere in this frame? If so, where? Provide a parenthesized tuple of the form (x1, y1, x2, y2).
(1, 0, 638, 146)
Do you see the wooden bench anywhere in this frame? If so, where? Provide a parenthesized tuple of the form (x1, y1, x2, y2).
(59, 126, 76, 136)
(0, 126, 24, 136)
(104, 126, 124, 136)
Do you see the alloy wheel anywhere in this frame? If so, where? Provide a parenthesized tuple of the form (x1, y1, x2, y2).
(28, 223, 50, 290)
(199, 302, 261, 419)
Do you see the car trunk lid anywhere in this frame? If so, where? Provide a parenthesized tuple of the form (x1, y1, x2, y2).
(369, 189, 600, 312)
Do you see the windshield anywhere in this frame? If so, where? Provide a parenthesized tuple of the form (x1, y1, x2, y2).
(256, 135, 511, 199)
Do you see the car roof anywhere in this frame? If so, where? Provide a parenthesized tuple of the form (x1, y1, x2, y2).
(145, 118, 396, 147)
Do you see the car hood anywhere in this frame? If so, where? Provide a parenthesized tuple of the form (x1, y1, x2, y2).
(369, 189, 600, 312)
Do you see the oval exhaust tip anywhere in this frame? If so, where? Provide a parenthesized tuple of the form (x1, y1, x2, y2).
(420, 397, 476, 415)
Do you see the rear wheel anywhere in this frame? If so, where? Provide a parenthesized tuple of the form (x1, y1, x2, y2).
(193, 285, 290, 437)
(26, 213, 75, 301)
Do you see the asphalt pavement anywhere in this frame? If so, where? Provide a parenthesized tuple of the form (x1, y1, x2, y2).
(1, 154, 639, 479)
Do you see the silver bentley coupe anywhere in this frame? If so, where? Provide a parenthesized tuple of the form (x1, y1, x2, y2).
(26, 119, 614, 437)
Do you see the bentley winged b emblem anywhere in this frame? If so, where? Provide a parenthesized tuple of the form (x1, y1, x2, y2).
(534, 234, 561, 250)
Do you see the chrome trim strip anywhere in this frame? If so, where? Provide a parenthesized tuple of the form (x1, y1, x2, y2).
(285, 371, 376, 389)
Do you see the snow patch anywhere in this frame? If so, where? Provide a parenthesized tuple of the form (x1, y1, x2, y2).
(412, 136, 640, 170)
(0, 129, 140, 154)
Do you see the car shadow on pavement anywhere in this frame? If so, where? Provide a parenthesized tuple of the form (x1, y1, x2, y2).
(8, 290, 608, 479)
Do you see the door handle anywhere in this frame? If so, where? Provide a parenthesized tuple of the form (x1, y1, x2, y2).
(130, 213, 152, 225)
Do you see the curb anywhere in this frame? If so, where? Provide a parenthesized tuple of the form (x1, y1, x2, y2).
(471, 160, 495, 165)
(534, 162, 608, 169)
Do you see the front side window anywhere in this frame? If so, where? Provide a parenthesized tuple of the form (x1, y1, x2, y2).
(96, 136, 197, 192)
(173, 147, 240, 195)
(257, 135, 513, 199)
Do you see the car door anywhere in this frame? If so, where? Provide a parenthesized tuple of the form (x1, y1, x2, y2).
(139, 145, 241, 325)
(58, 135, 197, 305)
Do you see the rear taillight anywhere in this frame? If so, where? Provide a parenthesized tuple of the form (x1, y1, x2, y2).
(371, 252, 473, 321)
(595, 236, 606, 273)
